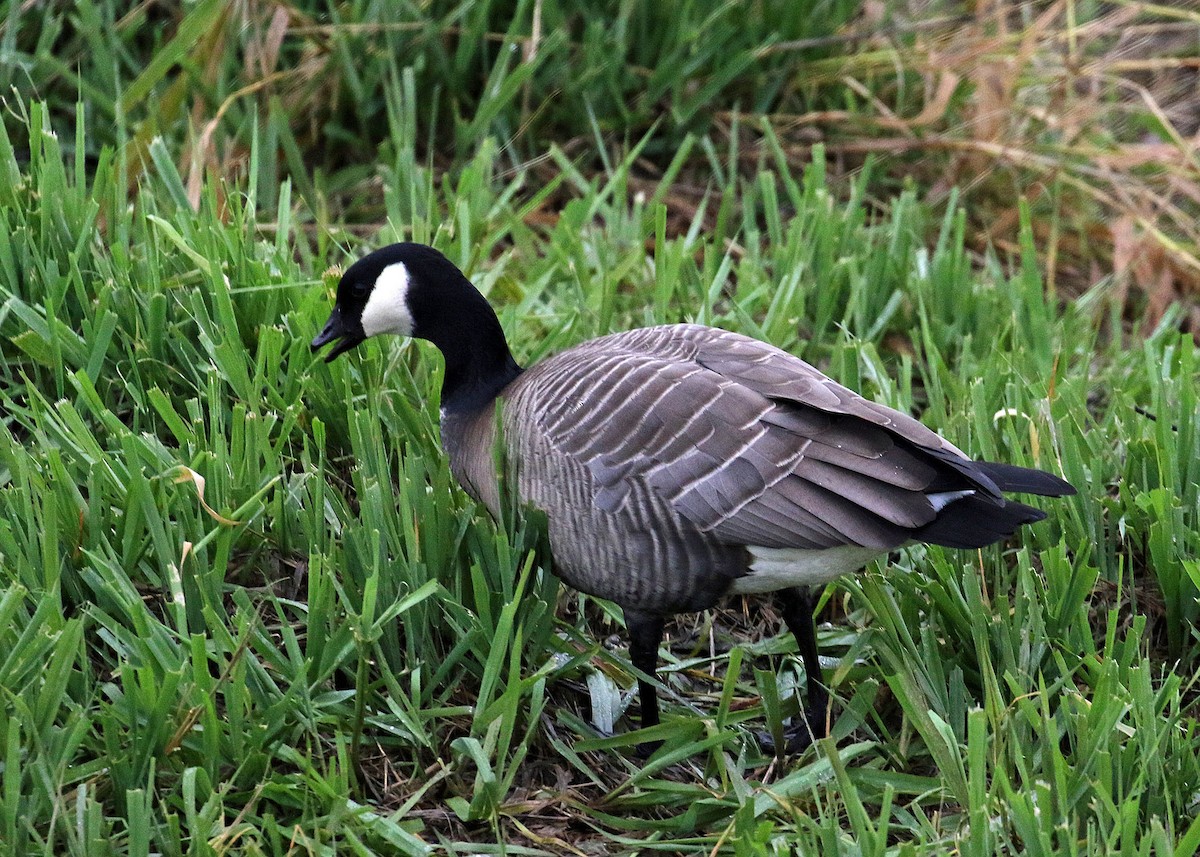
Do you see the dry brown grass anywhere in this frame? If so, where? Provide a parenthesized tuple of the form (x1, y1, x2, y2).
(717, 1, 1200, 333)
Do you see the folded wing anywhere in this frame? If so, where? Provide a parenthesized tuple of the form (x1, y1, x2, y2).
(532, 324, 1072, 552)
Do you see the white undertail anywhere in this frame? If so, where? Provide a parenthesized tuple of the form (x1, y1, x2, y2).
(732, 544, 885, 593)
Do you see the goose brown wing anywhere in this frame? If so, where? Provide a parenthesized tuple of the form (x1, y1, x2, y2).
(528, 324, 962, 551)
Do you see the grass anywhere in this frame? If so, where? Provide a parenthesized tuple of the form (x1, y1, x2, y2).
(9, 0, 1197, 307)
(1, 1, 1199, 854)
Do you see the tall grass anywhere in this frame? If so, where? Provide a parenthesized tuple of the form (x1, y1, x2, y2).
(2, 94, 1198, 853)
(1, 1, 1198, 853)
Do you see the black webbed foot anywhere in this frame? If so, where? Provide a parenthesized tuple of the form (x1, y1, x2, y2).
(755, 705, 826, 756)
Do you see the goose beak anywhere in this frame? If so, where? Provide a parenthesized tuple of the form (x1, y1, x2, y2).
(311, 307, 365, 362)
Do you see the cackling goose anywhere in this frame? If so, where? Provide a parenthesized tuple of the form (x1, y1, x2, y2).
(311, 242, 1076, 754)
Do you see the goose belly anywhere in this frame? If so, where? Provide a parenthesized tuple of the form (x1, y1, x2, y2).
(535, 478, 748, 614)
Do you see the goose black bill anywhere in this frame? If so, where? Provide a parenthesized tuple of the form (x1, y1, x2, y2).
(311, 307, 365, 362)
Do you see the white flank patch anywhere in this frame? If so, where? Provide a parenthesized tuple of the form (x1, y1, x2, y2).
(927, 489, 975, 512)
(731, 545, 885, 594)
(360, 262, 414, 337)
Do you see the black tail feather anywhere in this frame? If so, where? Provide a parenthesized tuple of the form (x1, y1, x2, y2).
(974, 461, 1076, 497)
(916, 496, 1050, 549)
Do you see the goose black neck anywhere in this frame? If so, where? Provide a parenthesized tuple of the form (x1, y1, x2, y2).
(408, 264, 523, 414)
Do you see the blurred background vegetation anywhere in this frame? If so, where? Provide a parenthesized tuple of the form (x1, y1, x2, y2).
(10, 0, 1198, 318)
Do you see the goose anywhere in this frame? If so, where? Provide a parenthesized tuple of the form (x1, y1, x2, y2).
(311, 242, 1075, 754)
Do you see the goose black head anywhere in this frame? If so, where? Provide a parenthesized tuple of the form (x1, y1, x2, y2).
(311, 243, 521, 410)
(311, 242, 461, 362)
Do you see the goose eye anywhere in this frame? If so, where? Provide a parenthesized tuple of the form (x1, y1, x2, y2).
(351, 281, 370, 299)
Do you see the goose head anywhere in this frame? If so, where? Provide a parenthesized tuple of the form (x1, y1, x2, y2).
(310, 242, 430, 361)
(311, 242, 522, 411)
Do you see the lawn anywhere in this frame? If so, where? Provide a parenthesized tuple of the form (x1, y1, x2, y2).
(1, 1, 1199, 854)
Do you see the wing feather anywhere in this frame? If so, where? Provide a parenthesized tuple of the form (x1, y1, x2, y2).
(798, 457, 936, 528)
(801, 436, 934, 490)
(523, 324, 976, 551)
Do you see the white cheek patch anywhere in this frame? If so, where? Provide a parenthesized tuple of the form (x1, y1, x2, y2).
(360, 262, 414, 337)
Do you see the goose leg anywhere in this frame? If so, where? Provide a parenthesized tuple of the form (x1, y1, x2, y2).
(625, 610, 665, 757)
(770, 585, 829, 754)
